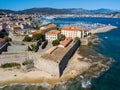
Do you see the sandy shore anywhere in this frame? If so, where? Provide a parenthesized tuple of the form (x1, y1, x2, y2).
(90, 26, 117, 34)
(0, 50, 91, 86)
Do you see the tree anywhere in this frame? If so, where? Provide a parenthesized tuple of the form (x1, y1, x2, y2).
(4, 36, 12, 42)
(41, 40, 48, 49)
(74, 37, 80, 41)
(0, 29, 8, 38)
(57, 27, 61, 31)
(60, 34, 66, 41)
(52, 40, 60, 46)
(23, 35, 33, 42)
(33, 33, 42, 41)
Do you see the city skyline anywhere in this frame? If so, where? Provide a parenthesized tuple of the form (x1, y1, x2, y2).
(0, 0, 120, 10)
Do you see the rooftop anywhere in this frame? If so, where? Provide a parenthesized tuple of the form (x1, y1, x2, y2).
(11, 26, 21, 30)
(31, 30, 42, 35)
(40, 24, 57, 30)
(62, 26, 83, 31)
(59, 37, 73, 47)
(46, 30, 60, 34)
(0, 38, 4, 42)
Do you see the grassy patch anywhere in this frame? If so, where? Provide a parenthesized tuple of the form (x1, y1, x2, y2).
(1, 62, 21, 68)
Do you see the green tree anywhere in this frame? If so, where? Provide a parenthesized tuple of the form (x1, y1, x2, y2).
(57, 27, 61, 31)
(60, 34, 66, 41)
(4, 36, 12, 42)
(33, 33, 42, 41)
(23, 35, 33, 42)
(52, 40, 60, 46)
(74, 37, 80, 41)
(30, 44, 36, 51)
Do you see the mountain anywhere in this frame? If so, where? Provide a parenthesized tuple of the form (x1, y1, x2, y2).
(0, 9, 16, 14)
(0, 8, 120, 15)
(18, 8, 71, 14)
(88, 8, 116, 14)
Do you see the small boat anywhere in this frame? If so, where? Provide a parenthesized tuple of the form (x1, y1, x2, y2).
(104, 36, 108, 39)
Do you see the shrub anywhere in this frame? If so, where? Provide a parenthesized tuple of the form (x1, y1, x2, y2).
(1, 62, 20, 68)
(23, 35, 33, 42)
(41, 40, 48, 49)
(31, 44, 36, 50)
(33, 33, 42, 41)
(60, 34, 66, 41)
(74, 37, 80, 41)
(52, 40, 59, 46)
(22, 61, 33, 65)
(4, 36, 12, 42)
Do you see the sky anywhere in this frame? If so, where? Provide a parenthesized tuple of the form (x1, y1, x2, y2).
(0, 0, 119, 10)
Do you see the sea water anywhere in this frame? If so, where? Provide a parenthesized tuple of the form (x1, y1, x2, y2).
(0, 17, 120, 90)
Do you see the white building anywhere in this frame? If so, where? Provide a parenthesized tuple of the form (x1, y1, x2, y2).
(45, 30, 61, 41)
(61, 26, 84, 39)
(0, 24, 3, 30)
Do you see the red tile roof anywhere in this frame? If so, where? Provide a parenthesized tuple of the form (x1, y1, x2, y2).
(46, 30, 60, 34)
(59, 37, 73, 47)
(0, 24, 3, 26)
(31, 30, 42, 35)
(47, 24, 56, 28)
(62, 26, 83, 31)
(0, 38, 4, 42)
(40, 24, 57, 31)
(11, 26, 21, 30)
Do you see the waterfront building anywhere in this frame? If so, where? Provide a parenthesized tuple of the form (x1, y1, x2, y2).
(61, 26, 84, 39)
(45, 30, 61, 41)
(40, 24, 57, 34)
(58, 37, 73, 48)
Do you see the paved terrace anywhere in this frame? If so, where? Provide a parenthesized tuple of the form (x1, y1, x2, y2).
(41, 41, 75, 62)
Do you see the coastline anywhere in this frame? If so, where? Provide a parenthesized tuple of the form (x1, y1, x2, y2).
(0, 47, 114, 88)
(89, 26, 117, 34)
(0, 25, 116, 88)
(0, 50, 91, 86)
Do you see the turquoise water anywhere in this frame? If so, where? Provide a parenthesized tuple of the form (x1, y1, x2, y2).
(53, 17, 120, 90)
(0, 17, 120, 90)
(91, 19, 120, 90)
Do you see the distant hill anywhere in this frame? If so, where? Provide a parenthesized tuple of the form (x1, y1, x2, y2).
(0, 9, 16, 14)
(0, 8, 120, 15)
(18, 8, 71, 14)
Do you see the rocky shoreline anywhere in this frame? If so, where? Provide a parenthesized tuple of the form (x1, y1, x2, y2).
(0, 43, 115, 90)
(0, 26, 116, 90)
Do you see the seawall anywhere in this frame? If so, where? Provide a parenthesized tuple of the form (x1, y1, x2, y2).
(89, 26, 117, 34)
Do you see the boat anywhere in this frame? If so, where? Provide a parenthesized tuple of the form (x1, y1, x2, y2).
(104, 36, 108, 39)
